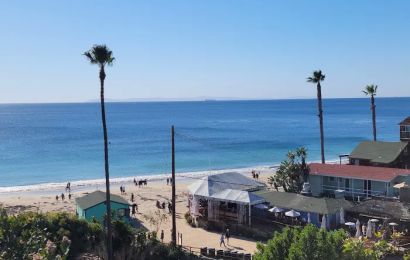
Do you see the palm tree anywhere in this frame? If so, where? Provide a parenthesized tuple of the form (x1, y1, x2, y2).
(84, 45, 115, 260)
(363, 85, 378, 141)
(296, 147, 308, 182)
(307, 70, 326, 164)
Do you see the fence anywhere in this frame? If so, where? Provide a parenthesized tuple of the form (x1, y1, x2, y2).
(182, 245, 253, 260)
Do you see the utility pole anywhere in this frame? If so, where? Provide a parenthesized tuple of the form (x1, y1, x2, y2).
(171, 125, 177, 245)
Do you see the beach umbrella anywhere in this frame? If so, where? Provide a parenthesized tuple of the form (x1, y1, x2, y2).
(366, 220, 373, 238)
(370, 219, 379, 223)
(389, 222, 398, 232)
(269, 206, 284, 213)
(307, 212, 311, 224)
(345, 222, 355, 227)
(340, 207, 345, 225)
(321, 215, 327, 229)
(355, 220, 362, 237)
(255, 204, 268, 209)
(285, 209, 300, 218)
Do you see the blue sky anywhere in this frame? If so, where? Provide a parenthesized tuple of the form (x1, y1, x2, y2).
(0, 1, 409, 103)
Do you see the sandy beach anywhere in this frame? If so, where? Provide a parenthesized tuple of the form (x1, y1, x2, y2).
(0, 166, 275, 255)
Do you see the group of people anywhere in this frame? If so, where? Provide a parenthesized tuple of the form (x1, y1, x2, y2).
(120, 185, 126, 194)
(156, 200, 173, 214)
(56, 192, 71, 201)
(56, 182, 72, 201)
(134, 178, 148, 187)
(166, 177, 173, 185)
(251, 170, 260, 179)
(219, 228, 231, 247)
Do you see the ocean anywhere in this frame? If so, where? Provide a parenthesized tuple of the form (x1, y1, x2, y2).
(0, 98, 409, 189)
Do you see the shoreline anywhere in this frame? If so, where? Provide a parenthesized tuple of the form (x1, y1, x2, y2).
(0, 159, 344, 194)
(0, 164, 275, 195)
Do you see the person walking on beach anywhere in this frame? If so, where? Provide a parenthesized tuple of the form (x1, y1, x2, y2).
(160, 230, 164, 243)
(61, 193, 65, 200)
(220, 233, 226, 247)
(56, 195, 59, 201)
(166, 178, 169, 185)
(168, 202, 172, 214)
(131, 193, 134, 202)
(225, 228, 230, 245)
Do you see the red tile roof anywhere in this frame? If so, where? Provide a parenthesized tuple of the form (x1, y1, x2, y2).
(309, 163, 410, 182)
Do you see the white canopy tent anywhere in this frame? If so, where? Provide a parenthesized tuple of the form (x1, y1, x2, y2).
(187, 172, 266, 226)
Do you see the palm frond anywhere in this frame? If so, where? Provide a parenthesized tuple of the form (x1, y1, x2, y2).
(83, 44, 115, 67)
(307, 70, 325, 83)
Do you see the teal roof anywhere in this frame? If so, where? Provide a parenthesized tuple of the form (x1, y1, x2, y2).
(349, 141, 408, 164)
(254, 190, 353, 215)
(75, 190, 129, 210)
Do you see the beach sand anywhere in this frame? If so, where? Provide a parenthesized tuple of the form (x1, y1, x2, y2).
(0, 166, 275, 255)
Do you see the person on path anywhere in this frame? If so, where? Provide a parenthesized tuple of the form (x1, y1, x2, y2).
(225, 228, 230, 244)
(160, 230, 164, 243)
(220, 233, 226, 247)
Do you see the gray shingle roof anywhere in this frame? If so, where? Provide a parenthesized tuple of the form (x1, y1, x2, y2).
(75, 190, 129, 210)
(254, 190, 353, 215)
(349, 141, 408, 164)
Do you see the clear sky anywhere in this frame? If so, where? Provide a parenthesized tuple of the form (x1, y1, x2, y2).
(0, 1, 409, 103)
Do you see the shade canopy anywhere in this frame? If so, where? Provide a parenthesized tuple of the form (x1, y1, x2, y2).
(370, 219, 379, 223)
(345, 222, 356, 227)
(269, 206, 285, 213)
(389, 222, 398, 226)
(210, 188, 266, 205)
(188, 172, 266, 197)
(285, 209, 300, 218)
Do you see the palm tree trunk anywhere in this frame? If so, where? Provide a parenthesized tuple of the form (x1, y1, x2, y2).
(371, 96, 377, 141)
(317, 83, 325, 163)
(100, 66, 113, 260)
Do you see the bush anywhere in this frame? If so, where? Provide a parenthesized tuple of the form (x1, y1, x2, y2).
(0, 208, 198, 260)
(254, 225, 348, 260)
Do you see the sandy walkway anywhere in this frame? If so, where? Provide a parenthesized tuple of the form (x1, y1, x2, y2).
(0, 168, 275, 254)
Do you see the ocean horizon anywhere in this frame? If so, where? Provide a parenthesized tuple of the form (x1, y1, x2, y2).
(1, 97, 409, 190)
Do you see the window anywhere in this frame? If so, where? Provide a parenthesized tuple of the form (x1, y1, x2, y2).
(345, 179, 350, 190)
(329, 177, 335, 182)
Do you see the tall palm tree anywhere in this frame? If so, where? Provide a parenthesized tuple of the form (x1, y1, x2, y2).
(296, 147, 308, 182)
(363, 84, 378, 141)
(307, 70, 326, 164)
(84, 45, 115, 260)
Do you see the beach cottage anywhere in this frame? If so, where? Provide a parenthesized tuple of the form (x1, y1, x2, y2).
(348, 116, 410, 169)
(309, 163, 410, 199)
(76, 190, 130, 222)
(254, 190, 353, 229)
(187, 172, 266, 226)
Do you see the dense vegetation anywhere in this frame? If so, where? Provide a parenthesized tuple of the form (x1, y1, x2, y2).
(0, 209, 196, 260)
(254, 225, 398, 260)
(269, 147, 308, 193)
